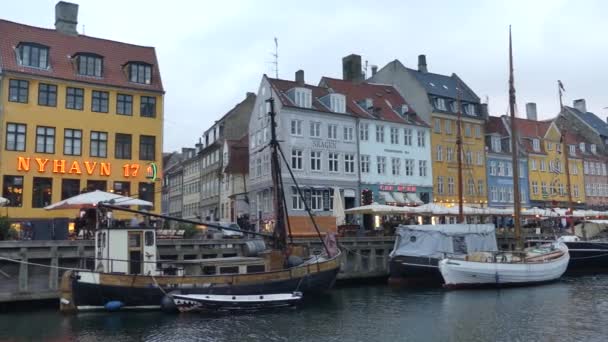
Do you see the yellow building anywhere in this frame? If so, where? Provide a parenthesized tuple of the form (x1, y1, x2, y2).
(0, 3, 163, 224)
(431, 112, 488, 206)
(518, 119, 586, 207)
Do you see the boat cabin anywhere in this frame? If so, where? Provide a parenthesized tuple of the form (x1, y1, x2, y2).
(95, 226, 158, 275)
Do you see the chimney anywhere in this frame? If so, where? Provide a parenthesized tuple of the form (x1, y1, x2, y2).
(342, 54, 363, 82)
(371, 65, 378, 76)
(55, 1, 79, 36)
(480, 103, 489, 120)
(418, 54, 428, 73)
(295, 70, 305, 85)
(573, 99, 587, 113)
(525, 102, 537, 121)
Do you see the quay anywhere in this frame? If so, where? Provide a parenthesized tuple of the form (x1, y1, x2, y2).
(0, 231, 551, 304)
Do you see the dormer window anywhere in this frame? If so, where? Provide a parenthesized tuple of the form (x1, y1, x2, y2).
(17, 43, 49, 69)
(464, 103, 477, 116)
(532, 138, 540, 152)
(293, 87, 312, 108)
(491, 136, 501, 153)
(329, 94, 346, 113)
(434, 98, 446, 111)
(580, 142, 586, 153)
(128, 62, 152, 84)
(569, 145, 576, 156)
(591, 144, 597, 153)
(450, 101, 459, 113)
(76, 53, 103, 77)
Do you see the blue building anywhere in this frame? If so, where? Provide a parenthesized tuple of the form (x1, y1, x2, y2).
(485, 116, 530, 208)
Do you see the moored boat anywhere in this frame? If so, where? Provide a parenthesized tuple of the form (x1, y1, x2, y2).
(172, 292, 303, 313)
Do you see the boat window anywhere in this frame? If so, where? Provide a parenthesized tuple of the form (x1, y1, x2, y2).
(410, 236, 417, 243)
(246, 265, 265, 273)
(219, 266, 239, 274)
(101, 232, 106, 248)
(128, 233, 141, 248)
(145, 231, 154, 246)
(202, 266, 216, 275)
(452, 236, 468, 254)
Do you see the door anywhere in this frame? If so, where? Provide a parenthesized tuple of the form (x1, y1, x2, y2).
(128, 231, 143, 275)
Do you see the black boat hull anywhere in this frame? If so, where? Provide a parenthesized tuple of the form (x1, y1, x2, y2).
(564, 241, 608, 275)
(388, 255, 443, 287)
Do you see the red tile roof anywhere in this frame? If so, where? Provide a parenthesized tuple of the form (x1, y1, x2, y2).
(0, 19, 163, 92)
(320, 77, 427, 126)
(503, 117, 552, 154)
(266, 76, 332, 113)
(485, 116, 508, 135)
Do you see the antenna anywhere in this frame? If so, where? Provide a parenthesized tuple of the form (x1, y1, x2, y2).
(364, 60, 368, 78)
(272, 37, 279, 78)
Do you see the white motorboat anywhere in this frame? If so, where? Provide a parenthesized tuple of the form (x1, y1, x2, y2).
(438, 242, 569, 288)
(172, 292, 303, 313)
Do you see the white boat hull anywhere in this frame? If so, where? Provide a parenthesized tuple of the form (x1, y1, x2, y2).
(439, 243, 570, 288)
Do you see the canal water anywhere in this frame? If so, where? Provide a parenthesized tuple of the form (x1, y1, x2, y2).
(2, 276, 608, 342)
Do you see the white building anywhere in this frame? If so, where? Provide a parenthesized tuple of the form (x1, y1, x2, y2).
(219, 136, 250, 225)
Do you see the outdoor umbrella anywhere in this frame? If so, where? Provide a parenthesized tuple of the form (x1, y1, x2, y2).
(344, 202, 409, 215)
(332, 187, 345, 226)
(0, 197, 9, 207)
(44, 190, 153, 210)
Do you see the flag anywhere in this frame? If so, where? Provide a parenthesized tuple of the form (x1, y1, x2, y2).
(558, 80, 565, 92)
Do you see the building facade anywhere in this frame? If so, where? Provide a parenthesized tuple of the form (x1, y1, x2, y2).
(248, 72, 359, 235)
(161, 151, 184, 220)
(219, 136, 250, 224)
(0, 3, 163, 224)
(181, 149, 201, 221)
(370, 55, 488, 207)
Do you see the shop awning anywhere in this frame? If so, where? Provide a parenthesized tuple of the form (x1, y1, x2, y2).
(379, 191, 396, 203)
(406, 193, 424, 205)
(392, 192, 407, 205)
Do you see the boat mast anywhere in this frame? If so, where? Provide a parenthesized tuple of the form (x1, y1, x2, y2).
(508, 25, 523, 249)
(557, 81, 574, 232)
(266, 97, 287, 251)
(456, 84, 464, 223)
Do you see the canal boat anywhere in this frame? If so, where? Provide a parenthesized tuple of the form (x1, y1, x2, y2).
(172, 291, 303, 313)
(59, 97, 341, 313)
(389, 224, 498, 286)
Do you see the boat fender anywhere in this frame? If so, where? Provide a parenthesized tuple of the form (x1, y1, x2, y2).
(287, 255, 304, 267)
(160, 295, 178, 314)
(104, 301, 124, 312)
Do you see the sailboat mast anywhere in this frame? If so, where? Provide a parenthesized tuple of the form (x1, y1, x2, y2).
(266, 98, 287, 250)
(508, 26, 523, 249)
(456, 87, 464, 223)
(558, 82, 575, 233)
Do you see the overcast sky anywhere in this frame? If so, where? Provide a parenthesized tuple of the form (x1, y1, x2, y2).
(4, 0, 608, 152)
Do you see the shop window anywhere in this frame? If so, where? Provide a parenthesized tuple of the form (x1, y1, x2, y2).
(87, 180, 107, 192)
(61, 179, 80, 200)
(32, 177, 53, 208)
(2, 176, 23, 207)
(138, 182, 155, 209)
(113, 181, 130, 196)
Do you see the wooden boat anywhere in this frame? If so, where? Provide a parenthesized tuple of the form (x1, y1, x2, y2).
(172, 292, 303, 313)
(59, 97, 341, 313)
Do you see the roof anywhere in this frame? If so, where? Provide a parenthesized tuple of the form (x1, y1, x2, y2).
(506, 117, 552, 154)
(563, 106, 608, 137)
(266, 76, 333, 113)
(320, 77, 427, 126)
(0, 19, 163, 92)
(224, 135, 249, 174)
(406, 68, 479, 103)
(485, 116, 508, 136)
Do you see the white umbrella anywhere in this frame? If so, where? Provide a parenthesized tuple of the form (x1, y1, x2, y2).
(332, 187, 345, 226)
(345, 202, 410, 215)
(413, 203, 449, 215)
(44, 190, 153, 210)
(0, 197, 9, 207)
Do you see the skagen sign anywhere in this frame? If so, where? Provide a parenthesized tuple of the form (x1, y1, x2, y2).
(311, 140, 337, 150)
(15, 157, 151, 178)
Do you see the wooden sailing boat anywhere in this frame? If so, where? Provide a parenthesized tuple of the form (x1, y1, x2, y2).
(438, 26, 570, 288)
(59, 97, 341, 313)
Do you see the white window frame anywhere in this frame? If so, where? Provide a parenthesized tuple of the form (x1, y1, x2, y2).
(344, 154, 355, 174)
(360, 155, 370, 173)
(310, 151, 321, 171)
(328, 152, 339, 172)
(310, 121, 321, 137)
(291, 149, 303, 170)
(291, 119, 302, 136)
(328, 124, 338, 140)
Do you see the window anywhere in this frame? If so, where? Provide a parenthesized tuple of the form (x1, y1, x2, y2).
(117, 94, 133, 115)
(573, 185, 579, 198)
(436, 145, 443, 161)
(556, 143, 562, 153)
(541, 181, 547, 195)
(376, 125, 385, 143)
(311, 190, 323, 210)
(465, 151, 473, 165)
(66, 87, 84, 110)
(434, 118, 441, 133)
(292, 188, 304, 210)
(140, 96, 157, 117)
(437, 176, 444, 194)
(417, 130, 426, 147)
(403, 128, 412, 146)
(18, 43, 49, 69)
(310, 122, 321, 137)
(533, 139, 540, 152)
(294, 88, 312, 108)
(360, 155, 370, 173)
(310, 151, 322, 171)
(391, 157, 401, 176)
(490, 187, 497, 201)
(404, 159, 414, 176)
(345, 154, 355, 173)
(447, 177, 455, 195)
(90, 131, 108, 157)
(77, 54, 103, 77)
(569, 145, 576, 156)
(464, 104, 477, 116)
(9, 79, 29, 103)
(32, 177, 52, 208)
(434, 98, 447, 110)
(139, 135, 156, 160)
(328, 124, 338, 139)
(36, 126, 55, 153)
(138, 182, 155, 209)
(113, 181, 130, 197)
(570, 162, 578, 175)
(468, 179, 475, 195)
(330, 94, 346, 113)
(464, 124, 472, 137)
(387, 127, 398, 144)
(3, 176, 23, 207)
(540, 160, 546, 172)
(489, 161, 496, 176)
(530, 159, 537, 170)
(475, 125, 481, 138)
(531, 181, 538, 195)
(359, 123, 369, 141)
(445, 147, 454, 162)
(477, 180, 484, 196)
(115, 133, 132, 159)
(419, 160, 428, 177)
(377, 156, 386, 175)
(90, 90, 109, 113)
(445, 120, 452, 134)
(255, 158, 262, 177)
(129, 62, 152, 84)
(6, 123, 26, 151)
(38, 83, 57, 107)
(343, 126, 354, 141)
(591, 144, 597, 154)
(291, 120, 302, 136)
(328, 153, 339, 172)
(558, 183, 565, 195)
(64, 129, 82, 155)
(580, 143, 586, 153)
(491, 136, 501, 152)
(291, 149, 303, 170)
(61, 179, 80, 200)
(476, 151, 483, 166)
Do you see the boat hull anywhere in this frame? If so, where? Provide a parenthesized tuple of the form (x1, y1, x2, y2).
(439, 244, 570, 289)
(388, 255, 443, 287)
(564, 241, 608, 275)
(172, 292, 302, 313)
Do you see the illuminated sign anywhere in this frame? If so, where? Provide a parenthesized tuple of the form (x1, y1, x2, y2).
(16, 157, 151, 178)
(145, 163, 158, 181)
(379, 184, 417, 192)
